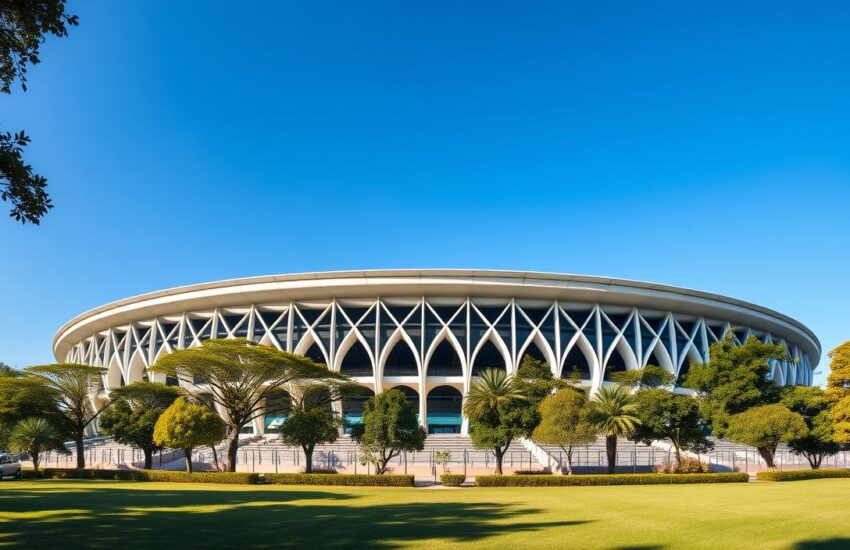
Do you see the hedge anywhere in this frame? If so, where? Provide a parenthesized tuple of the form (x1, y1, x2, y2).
(440, 473, 466, 487)
(262, 473, 414, 487)
(756, 469, 850, 482)
(23, 468, 260, 485)
(476, 472, 749, 487)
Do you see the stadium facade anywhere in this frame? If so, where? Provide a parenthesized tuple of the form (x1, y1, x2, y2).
(53, 270, 820, 436)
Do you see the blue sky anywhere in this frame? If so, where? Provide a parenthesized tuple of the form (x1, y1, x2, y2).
(0, 1, 848, 384)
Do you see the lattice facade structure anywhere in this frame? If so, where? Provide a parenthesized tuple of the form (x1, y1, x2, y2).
(53, 270, 819, 436)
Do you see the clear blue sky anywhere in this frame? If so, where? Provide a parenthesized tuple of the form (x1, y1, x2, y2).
(0, 1, 847, 384)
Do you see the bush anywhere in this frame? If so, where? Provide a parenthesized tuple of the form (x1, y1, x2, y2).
(302, 468, 337, 474)
(440, 473, 466, 486)
(23, 468, 260, 484)
(476, 472, 749, 486)
(513, 470, 552, 475)
(655, 457, 709, 474)
(756, 469, 850, 482)
(262, 473, 414, 486)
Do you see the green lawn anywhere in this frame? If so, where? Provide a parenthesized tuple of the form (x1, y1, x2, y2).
(0, 479, 848, 549)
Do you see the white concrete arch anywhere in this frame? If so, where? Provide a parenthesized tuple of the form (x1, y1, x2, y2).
(423, 327, 467, 377)
(559, 332, 600, 384)
(378, 328, 422, 378)
(602, 336, 639, 378)
(293, 330, 330, 368)
(106, 355, 123, 391)
(333, 328, 375, 375)
(126, 349, 147, 384)
(469, 328, 513, 376)
(516, 330, 558, 375)
(643, 340, 675, 373)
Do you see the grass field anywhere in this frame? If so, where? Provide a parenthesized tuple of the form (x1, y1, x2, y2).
(1, 479, 848, 549)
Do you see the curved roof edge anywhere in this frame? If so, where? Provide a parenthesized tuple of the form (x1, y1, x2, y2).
(53, 269, 821, 362)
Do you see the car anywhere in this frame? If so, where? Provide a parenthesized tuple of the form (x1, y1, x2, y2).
(0, 454, 22, 480)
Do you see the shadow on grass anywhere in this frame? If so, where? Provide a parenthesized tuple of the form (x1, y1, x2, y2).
(793, 540, 850, 549)
(0, 480, 588, 548)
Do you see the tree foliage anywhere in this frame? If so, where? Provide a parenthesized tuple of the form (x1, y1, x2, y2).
(724, 404, 807, 468)
(685, 334, 785, 437)
(98, 382, 180, 469)
(826, 341, 850, 444)
(351, 388, 426, 474)
(153, 397, 225, 473)
(781, 386, 841, 469)
(610, 365, 675, 390)
(532, 388, 596, 474)
(630, 388, 712, 466)
(463, 368, 527, 474)
(0, 0, 78, 224)
(151, 338, 342, 472)
(24, 363, 107, 468)
(0, 375, 61, 448)
(9, 416, 66, 472)
(587, 385, 640, 474)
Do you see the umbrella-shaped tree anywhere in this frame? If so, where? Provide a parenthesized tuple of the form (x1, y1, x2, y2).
(588, 385, 641, 474)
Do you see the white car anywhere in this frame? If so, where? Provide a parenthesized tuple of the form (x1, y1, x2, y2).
(0, 454, 22, 480)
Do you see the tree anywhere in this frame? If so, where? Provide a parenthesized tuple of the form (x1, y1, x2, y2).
(825, 342, 850, 444)
(610, 365, 675, 390)
(98, 382, 181, 469)
(780, 386, 840, 469)
(588, 385, 640, 474)
(0, 375, 61, 449)
(24, 363, 107, 468)
(351, 388, 426, 474)
(510, 356, 565, 437)
(153, 397, 225, 473)
(724, 404, 807, 468)
(685, 334, 785, 437)
(0, 1, 78, 224)
(463, 368, 527, 474)
(630, 388, 712, 467)
(278, 384, 351, 473)
(532, 388, 597, 474)
(0, 362, 20, 377)
(9, 417, 67, 472)
(151, 338, 342, 472)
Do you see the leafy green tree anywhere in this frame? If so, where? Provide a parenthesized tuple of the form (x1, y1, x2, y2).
(588, 385, 640, 474)
(610, 365, 675, 390)
(0, 362, 20, 377)
(153, 397, 226, 473)
(98, 382, 181, 469)
(463, 368, 527, 474)
(510, 356, 565, 436)
(630, 388, 712, 467)
(780, 386, 840, 469)
(532, 388, 597, 474)
(151, 338, 342, 472)
(351, 388, 426, 474)
(685, 334, 785, 437)
(24, 363, 108, 468)
(278, 384, 355, 473)
(0, 1, 78, 224)
(724, 404, 808, 468)
(0, 375, 61, 448)
(9, 417, 67, 472)
(825, 342, 850, 444)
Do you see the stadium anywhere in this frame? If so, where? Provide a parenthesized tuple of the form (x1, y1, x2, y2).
(54, 269, 819, 440)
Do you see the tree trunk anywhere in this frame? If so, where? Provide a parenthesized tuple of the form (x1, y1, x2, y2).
(31, 447, 40, 473)
(303, 444, 314, 473)
(758, 446, 776, 469)
(606, 435, 617, 474)
(806, 453, 822, 470)
(143, 448, 153, 470)
(75, 431, 85, 469)
(211, 444, 221, 471)
(226, 430, 240, 472)
(565, 446, 574, 476)
(494, 447, 504, 475)
(185, 449, 193, 473)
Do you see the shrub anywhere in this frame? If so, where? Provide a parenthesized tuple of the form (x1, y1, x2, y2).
(655, 457, 709, 474)
(756, 469, 850, 482)
(303, 468, 337, 474)
(475, 472, 749, 486)
(440, 473, 466, 486)
(23, 468, 259, 484)
(513, 470, 552, 475)
(263, 473, 414, 486)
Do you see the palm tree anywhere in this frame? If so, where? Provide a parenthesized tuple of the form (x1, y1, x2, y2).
(463, 368, 527, 474)
(589, 385, 641, 474)
(9, 417, 67, 473)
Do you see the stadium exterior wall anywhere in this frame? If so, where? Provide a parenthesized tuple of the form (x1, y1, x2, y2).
(53, 270, 820, 436)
